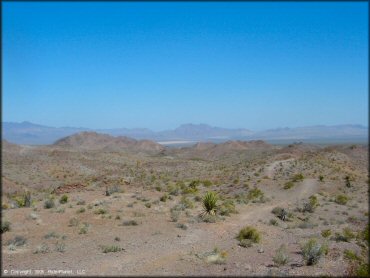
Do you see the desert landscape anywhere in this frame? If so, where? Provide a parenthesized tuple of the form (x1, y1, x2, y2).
(1, 132, 368, 276)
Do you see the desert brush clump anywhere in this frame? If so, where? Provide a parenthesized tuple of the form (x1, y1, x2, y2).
(202, 191, 218, 215)
(44, 199, 55, 209)
(1, 220, 11, 233)
(59, 194, 68, 204)
(237, 226, 261, 247)
(301, 238, 328, 265)
(101, 245, 122, 253)
(335, 194, 349, 205)
(273, 244, 290, 266)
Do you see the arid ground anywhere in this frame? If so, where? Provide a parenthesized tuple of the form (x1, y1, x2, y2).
(1, 133, 369, 276)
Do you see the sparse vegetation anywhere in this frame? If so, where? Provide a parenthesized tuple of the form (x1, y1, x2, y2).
(335, 194, 349, 205)
(273, 244, 289, 266)
(59, 194, 68, 204)
(237, 226, 261, 247)
(101, 245, 122, 253)
(301, 238, 327, 265)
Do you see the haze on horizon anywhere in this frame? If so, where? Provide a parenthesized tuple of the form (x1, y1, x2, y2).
(3, 2, 368, 131)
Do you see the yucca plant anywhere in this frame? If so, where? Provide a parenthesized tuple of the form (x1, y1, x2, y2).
(202, 191, 218, 215)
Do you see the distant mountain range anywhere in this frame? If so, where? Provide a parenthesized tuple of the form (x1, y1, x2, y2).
(2, 121, 368, 145)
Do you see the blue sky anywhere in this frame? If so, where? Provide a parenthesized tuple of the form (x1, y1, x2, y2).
(3, 2, 368, 131)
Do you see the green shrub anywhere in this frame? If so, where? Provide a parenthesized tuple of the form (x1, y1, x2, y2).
(301, 238, 327, 265)
(292, 173, 304, 182)
(202, 180, 212, 187)
(180, 196, 194, 209)
(59, 195, 68, 204)
(343, 249, 360, 261)
(1, 220, 11, 233)
(160, 194, 168, 202)
(247, 188, 264, 200)
(335, 194, 348, 205)
(321, 229, 332, 238)
(218, 199, 238, 216)
(44, 199, 55, 209)
(319, 175, 324, 182)
(78, 223, 89, 234)
(309, 195, 319, 208)
(101, 245, 122, 253)
(237, 226, 261, 246)
(94, 208, 107, 215)
(284, 181, 294, 190)
(202, 191, 218, 215)
(273, 244, 289, 266)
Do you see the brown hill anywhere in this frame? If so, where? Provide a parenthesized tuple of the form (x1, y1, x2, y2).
(53, 132, 165, 153)
(173, 140, 273, 160)
(2, 139, 21, 153)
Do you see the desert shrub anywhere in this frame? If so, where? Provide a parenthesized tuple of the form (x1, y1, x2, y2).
(335, 227, 356, 242)
(202, 180, 212, 187)
(44, 199, 55, 209)
(344, 249, 360, 261)
(194, 195, 202, 202)
(176, 223, 188, 230)
(170, 210, 180, 222)
(44, 231, 59, 239)
(273, 244, 289, 266)
(237, 226, 261, 246)
(201, 214, 219, 223)
(78, 223, 89, 234)
(1, 220, 11, 233)
(33, 243, 50, 254)
(247, 187, 264, 201)
(59, 194, 68, 204)
(160, 194, 168, 202)
(122, 220, 138, 226)
(335, 194, 348, 205)
(355, 263, 369, 277)
(219, 199, 238, 216)
(344, 175, 352, 188)
(144, 202, 151, 208)
(202, 247, 227, 264)
(202, 191, 218, 215)
(321, 229, 332, 238)
(7, 235, 27, 246)
(292, 173, 304, 182)
(106, 185, 122, 195)
(301, 238, 327, 265)
(55, 241, 66, 253)
(284, 181, 294, 190)
(269, 219, 278, 226)
(76, 207, 85, 213)
(167, 184, 180, 196)
(76, 199, 86, 205)
(319, 175, 324, 182)
(309, 195, 319, 208)
(68, 217, 79, 227)
(101, 245, 122, 253)
(94, 208, 107, 215)
(189, 180, 200, 189)
(180, 196, 194, 209)
(271, 207, 288, 221)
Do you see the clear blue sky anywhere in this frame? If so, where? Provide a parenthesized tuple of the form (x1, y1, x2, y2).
(3, 2, 368, 131)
